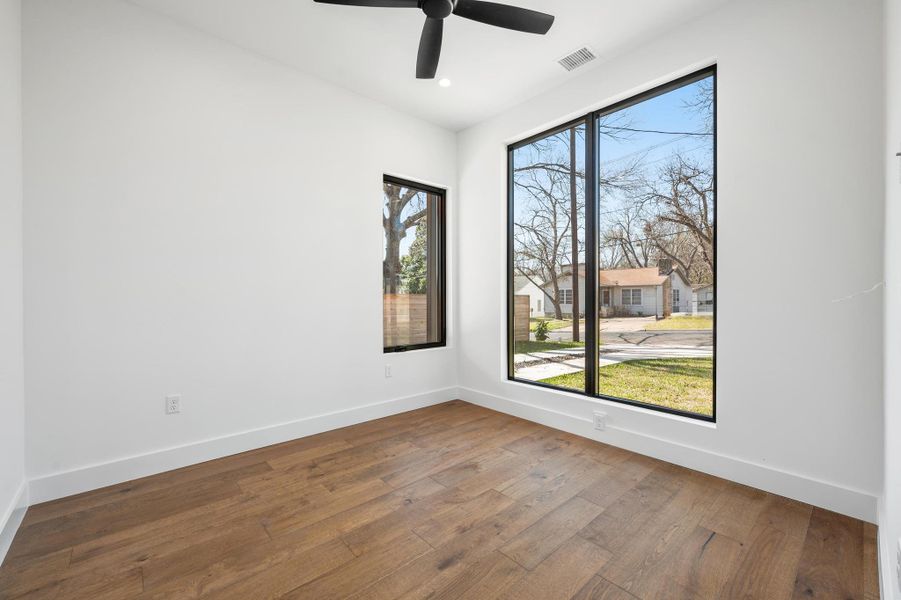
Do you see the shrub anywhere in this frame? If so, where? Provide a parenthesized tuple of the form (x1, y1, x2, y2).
(535, 320, 550, 341)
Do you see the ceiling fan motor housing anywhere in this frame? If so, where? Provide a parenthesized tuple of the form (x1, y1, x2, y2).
(421, 0, 454, 19)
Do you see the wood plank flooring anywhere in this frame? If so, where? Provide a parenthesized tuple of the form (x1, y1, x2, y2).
(0, 400, 880, 600)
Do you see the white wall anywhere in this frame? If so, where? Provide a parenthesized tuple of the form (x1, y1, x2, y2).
(458, 0, 884, 521)
(882, 0, 901, 594)
(0, 0, 27, 561)
(22, 0, 457, 501)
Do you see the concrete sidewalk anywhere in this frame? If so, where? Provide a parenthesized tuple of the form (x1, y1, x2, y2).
(513, 343, 712, 382)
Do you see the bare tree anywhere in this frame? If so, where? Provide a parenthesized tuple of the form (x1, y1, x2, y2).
(383, 186, 426, 294)
(600, 202, 654, 269)
(683, 76, 714, 133)
(642, 154, 714, 281)
(643, 222, 697, 276)
(596, 78, 715, 285)
(514, 119, 642, 321)
(598, 155, 713, 284)
(514, 156, 581, 319)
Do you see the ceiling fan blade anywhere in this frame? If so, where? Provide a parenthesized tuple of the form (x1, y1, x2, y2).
(453, 0, 554, 34)
(416, 17, 443, 79)
(312, 0, 419, 7)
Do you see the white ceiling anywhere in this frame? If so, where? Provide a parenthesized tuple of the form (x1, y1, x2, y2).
(128, 0, 730, 131)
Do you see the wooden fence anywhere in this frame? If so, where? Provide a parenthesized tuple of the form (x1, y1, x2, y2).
(384, 294, 428, 347)
(513, 295, 530, 342)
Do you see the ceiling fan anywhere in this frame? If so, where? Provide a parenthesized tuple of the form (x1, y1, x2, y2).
(312, 0, 555, 79)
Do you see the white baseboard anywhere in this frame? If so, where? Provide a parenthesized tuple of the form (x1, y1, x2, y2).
(28, 387, 459, 505)
(878, 499, 898, 600)
(459, 386, 878, 523)
(0, 481, 29, 567)
(21, 384, 878, 525)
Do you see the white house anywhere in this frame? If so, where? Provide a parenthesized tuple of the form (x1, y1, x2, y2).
(513, 276, 546, 317)
(599, 266, 689, 318)
(542, 263, 693, 319)
(693, 284, 715, 314)
(669, 271, 694, 314)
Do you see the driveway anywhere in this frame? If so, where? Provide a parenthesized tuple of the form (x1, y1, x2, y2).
(600, 316, 656, 332)
(518, 315, 712, 381)
(546, 317, 712, 349)
(601, 330, 712, 348)
(546, 316, 653, 342)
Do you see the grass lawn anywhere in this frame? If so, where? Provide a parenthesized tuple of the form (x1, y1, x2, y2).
(514, 340, 585, 354)
(538, 357, 713, 417)
(644, 315, 713, 331)
(529, 318, 585, 332)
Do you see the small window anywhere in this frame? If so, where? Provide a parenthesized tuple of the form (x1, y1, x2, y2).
(601, 289, 611, 306)
(673, 289, 680, 303)
(383, 176, 446, 352)
(622, 288, 642, 305)
(557, 289, 573, 304)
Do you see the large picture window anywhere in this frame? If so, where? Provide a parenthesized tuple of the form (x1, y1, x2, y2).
(383, 176, 446, 353)
(508, 67, 716, 420)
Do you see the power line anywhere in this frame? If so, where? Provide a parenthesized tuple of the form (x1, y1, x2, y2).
(599, 125, 712, 137)
(600, 138, 709, 166)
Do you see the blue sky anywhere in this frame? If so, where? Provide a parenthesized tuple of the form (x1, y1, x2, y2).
(388, 76, 715, 269)
(511, 75, 714, 268)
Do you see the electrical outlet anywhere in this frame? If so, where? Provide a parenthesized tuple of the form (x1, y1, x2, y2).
(165, 394, 181, 415)
(385, 365, 392, 378)
(593, 411, 606, 431)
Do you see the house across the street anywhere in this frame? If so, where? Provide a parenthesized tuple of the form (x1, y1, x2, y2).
(537, 261, 694, 319)
(513, 276, 545, 317)
(693, 284, 715, 314)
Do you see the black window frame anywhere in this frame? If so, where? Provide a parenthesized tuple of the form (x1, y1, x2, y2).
(383, 174, 447, 354)
(506, 65, 717, 422)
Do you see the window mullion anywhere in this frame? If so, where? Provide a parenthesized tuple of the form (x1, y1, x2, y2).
(584, 112, 598, 398)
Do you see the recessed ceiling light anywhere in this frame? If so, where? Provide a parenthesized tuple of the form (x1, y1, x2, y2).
(438, 78, 452, 88)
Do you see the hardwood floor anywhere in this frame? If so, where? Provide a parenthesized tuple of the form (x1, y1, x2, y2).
(0, 401, 880, 600)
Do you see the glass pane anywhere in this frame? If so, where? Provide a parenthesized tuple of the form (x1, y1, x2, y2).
(511, 123, 586, 391)
(597, 74, 715, 417)
(383, 180, 443, 350)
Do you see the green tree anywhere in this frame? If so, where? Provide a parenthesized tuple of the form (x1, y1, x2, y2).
(400, 218, 428, 294)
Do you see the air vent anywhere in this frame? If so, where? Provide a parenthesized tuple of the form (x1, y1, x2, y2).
(558, 46, 597, 72)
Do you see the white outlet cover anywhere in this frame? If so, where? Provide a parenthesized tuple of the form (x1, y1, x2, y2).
(593, 411, 607, 431)
(165, 394, 181, 414)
